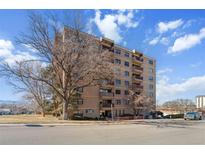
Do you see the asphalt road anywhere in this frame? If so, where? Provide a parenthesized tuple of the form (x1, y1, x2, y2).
(0, 119, 205, 144)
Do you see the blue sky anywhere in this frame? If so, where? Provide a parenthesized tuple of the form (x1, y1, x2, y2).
(1, 9, 205, 104)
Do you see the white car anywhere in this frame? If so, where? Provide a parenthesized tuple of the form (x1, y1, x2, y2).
(184, 112, 202, 120)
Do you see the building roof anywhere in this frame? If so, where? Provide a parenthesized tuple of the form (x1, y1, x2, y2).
(0, 108, 11, 112)
(63, 26, 155, 60)
(196, 95, 205, 97)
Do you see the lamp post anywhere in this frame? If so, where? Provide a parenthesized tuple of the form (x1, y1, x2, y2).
(111, 103, 114, 121)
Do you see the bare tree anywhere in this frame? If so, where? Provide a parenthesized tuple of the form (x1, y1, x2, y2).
(0, 61, 51, 117)
(0, 11, 113, 120)
(161, 99, 196, 113)
(129, 90, 154, 118)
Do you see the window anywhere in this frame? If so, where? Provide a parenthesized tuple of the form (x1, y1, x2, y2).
(115, 110, 118, 116)
(115, 100, 121, 105)
(149, 84, 154, 90)
(123, 99, 129, 105)
(149, 76, 153, 81)
(115, 49, 121, 55)
(100, 79, 113, 85)
(149, 92, 154, 97)
(115, 59, 121, 64)
(115, 89, 121, 94)
(114, 68, 121, 75)
(122, 109, 125, 115)
(148, 60, 153, 65)
(76, 87, 83, 93)
(115, 79, 121, 86)
(149, 68, 153, 73)
(124, 71, 129, 77)
(85, 109, 94, 114)
(124, 80, 130, 87)
(77, 99, 83, 105)
(124, 52, 129, 57)
(100, 88, 112, 93)
(124, 61, 129, 67)
(124, 90, 129, 95)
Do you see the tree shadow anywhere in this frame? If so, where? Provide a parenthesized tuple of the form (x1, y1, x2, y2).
(25, 124, 43, 127)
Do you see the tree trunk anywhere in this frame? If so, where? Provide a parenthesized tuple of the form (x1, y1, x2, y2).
(62, 101, 68, 120)
(42, 110, 46, 117)
(133, 108, 137, 119)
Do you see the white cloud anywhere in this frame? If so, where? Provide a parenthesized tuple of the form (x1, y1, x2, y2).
(157, 19, 184, 34)
(149, 36, 169, 46)
(116, 10, 139, 28)
(190, 62, 201, 68)
(182, 19, 195, 29)
(89, 10, 140, 43)
(0, 39, 14, 57)
(168, 27, 205, 54)
(149, 37, 160, 45)
(0, 40, 14, 50)
(157, 68, 173, 75)
(0, 39, 36, 65)
(23, 44, 38, 53)
(171, 31, 185, 38)
(157, 74, 205, 103)
(4, 51, 35, 64)
(160, 37, 169, 45)
(93, 10, 122, 43)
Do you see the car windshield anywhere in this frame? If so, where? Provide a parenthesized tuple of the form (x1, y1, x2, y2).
(186, 112, 196, 115)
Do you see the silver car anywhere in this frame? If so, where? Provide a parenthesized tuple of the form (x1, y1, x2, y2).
(184, 112, 202, 120)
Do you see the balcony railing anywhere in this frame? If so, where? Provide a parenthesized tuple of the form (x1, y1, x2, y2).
(132, 85, 143, 89)
(99, 92, 114, 97)
(101, 102, 112, 108)
(132, 56, 143, 62)
(132, 66, 143, 72)
(133, 76, 143, 81)
(98, 80, 114, 86)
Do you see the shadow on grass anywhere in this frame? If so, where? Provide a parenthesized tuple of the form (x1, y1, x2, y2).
(25, 124, 43, 127)
(24, 124, 56, 128)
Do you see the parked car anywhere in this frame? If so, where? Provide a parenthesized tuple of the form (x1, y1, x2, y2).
(184, 112, 202, 120)
(163, 114, 184, 119)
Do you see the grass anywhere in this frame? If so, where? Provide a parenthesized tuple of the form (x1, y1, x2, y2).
(0, 114, 112, 124)
(0, 114, 64, 124)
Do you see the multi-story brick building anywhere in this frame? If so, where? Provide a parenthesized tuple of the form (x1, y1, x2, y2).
(62, 27, 156, 118)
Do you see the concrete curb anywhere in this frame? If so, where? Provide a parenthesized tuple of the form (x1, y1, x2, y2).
(0, 121, 130, 127)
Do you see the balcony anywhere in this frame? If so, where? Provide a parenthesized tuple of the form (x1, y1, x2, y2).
(99, 92, 114, 97)
(98, 80, 114, 87)
(132, 66, 143, 72)
(132, 76, 143, 81)
(102, 103, 112, 108)
(102, 45, 114, 53)
(132, 56, 143, 62)
(132, 84, 143, 89)
(100, 100, 112, 108)
(100, 37, 114, 48)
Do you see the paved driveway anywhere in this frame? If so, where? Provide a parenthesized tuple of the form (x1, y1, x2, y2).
(0, 119, 205, 144)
